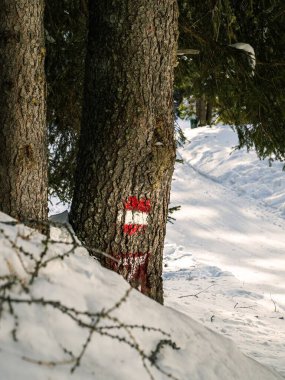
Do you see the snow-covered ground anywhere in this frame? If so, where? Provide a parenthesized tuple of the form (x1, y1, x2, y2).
(1, 123, 284, 379)
(1, 213, 281, 380)
(165, 122, 285, 377)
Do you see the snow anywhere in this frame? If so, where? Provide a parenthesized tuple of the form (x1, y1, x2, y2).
(0, 216, 282, 379)
(1, 122, 285, 379)
(48, 196, 70, 216)
(165, 121, 285, 377)
(230, 42, 256, 70)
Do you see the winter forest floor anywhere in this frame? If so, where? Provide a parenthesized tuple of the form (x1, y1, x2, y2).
(47, 122, 285, 378)
(164, 121, 285, 377)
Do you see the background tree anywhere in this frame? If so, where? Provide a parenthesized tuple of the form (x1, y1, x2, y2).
(175, 0, 285, 160)
(70, 0, 179, 303)
(47, 0, 285, 206)
(45, 0, 88, 203)
(230, 0, 285, 160)
(45, 0, 284, 302)
(0, 0, 47, 221)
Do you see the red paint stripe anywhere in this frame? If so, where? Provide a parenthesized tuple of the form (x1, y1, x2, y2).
(124, 196, 151, 213)
(107, 252, 150, 294)
(123, 224, 146, 235)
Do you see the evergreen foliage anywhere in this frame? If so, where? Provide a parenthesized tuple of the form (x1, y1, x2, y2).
(176, 0, 285, 160)
(45, 0, 87, 202)
(46, 1, 285, 203)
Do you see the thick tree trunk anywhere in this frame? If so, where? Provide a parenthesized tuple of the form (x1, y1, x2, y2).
(0, 0, 47, 222)
(70, 0, 178, 303)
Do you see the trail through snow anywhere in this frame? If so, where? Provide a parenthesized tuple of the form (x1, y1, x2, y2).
(164, 122, 285, 377)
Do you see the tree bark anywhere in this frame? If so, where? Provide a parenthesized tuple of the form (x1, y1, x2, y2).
(196, 96, 212, 126)
(70, 0, 179, 303)
(196, 95, 207, 126)
(206, 101, 213, 125)
(0, 0, 47, 222)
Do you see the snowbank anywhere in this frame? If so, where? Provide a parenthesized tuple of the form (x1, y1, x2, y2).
(0, 213, 282, 380)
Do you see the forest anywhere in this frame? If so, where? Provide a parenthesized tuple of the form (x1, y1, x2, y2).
(0, 1, 284, 379)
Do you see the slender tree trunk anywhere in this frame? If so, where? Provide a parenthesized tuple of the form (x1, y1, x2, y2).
(206, 101, 213, 125)
(0, 0, 47, 222)
(196, 96, 212, 126)
(70, 0, 179, 303)
(196, 95, 207, 126)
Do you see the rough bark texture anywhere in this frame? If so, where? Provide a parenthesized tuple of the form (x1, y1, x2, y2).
(196, 96, 207, 126)
(70, 0, 178, 303)
(196, 96, 212, 126)
(0, 0, 47, 222)
(206, 101, 213, 125)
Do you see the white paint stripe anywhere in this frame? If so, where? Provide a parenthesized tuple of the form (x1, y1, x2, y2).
(125, 210, 149, 225)
(119, 255, 148, 266)
(117, 210, 149, 225)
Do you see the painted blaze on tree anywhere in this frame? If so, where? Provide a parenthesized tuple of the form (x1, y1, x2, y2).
(70, 0, 179, 303)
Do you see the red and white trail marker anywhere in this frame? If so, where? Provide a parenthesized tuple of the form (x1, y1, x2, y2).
(118, 196, 151, 236)
(112, 252, 149, 281)
(108, 252, 150, 292)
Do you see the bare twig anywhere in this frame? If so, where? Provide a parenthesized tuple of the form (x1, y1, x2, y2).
(0, 218, 180, 380)
(270, 294, 277, 313)
(178, 284, 215, 299)
(22, 356, 76, 367)
(177, 49, 200, 55)
(234, 302, 255, 310)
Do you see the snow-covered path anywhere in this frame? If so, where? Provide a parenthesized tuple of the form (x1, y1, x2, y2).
(164, 124, 285, 377)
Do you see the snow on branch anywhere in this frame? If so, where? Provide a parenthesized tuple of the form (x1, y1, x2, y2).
(230, 42, 256, 72)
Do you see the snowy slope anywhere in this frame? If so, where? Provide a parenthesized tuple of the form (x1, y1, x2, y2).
(180, 123, 285, 218)
(165, 122, 285, 377)
(0, 213, 282, 380)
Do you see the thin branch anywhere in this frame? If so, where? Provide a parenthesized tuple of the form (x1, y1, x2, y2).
(0, 218, 179, 380)
(178, 284, 215, 299)
(177, 49, 200, 55)
(270, 294, 277, 313)
(22, 356, 76, 367)
(234, 302, 255, 310)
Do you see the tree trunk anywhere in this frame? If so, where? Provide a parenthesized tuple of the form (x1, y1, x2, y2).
(196, 96, 212, 126)
(70, 0, 179, 303)
(206, 101, 213, 125)
(0, 0, 47, 222)
(196, 95, 207, 126)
